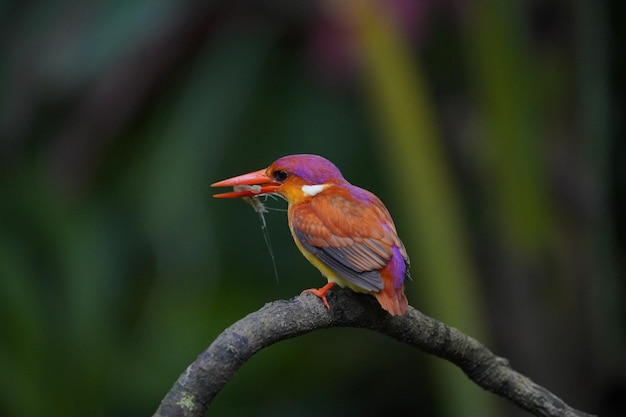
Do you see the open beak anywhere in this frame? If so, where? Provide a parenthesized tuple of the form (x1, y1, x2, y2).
(211, 168, 281, 198)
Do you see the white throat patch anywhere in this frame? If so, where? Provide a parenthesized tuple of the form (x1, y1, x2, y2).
(301, 184, 329, 197)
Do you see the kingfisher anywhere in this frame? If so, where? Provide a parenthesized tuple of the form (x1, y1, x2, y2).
(211, 154, 409, 316)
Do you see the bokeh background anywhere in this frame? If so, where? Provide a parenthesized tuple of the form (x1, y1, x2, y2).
(1, 1, 623, 416)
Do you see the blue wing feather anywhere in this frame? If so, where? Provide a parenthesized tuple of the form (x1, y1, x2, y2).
(292, 227, 385, 291)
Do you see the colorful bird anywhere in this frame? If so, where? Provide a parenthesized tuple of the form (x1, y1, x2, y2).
(211, 154, 409, 316)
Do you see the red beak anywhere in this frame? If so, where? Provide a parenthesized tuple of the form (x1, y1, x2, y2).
(211, 168, 281, 198)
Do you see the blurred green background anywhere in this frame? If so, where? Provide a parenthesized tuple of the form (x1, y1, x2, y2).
(1, 1, 623, 416)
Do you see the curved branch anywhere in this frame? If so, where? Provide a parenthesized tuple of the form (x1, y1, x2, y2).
(152, 290, 594, 417)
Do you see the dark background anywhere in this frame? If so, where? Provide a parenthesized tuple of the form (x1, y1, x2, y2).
(0, 1, 623, 416)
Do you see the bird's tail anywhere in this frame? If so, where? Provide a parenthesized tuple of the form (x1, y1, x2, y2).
(374, 284, 408, 316)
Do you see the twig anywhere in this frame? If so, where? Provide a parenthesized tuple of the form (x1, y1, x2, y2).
(153, 290, 595, 417)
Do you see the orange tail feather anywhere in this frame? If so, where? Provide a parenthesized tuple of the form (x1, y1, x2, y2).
(374, 284, 408, 316)
(375, 250, 409, 316)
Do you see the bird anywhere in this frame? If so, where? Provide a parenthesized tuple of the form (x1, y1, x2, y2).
(211, 154, 409, 316)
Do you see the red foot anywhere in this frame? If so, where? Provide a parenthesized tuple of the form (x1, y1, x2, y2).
(301, 282, 335, 310)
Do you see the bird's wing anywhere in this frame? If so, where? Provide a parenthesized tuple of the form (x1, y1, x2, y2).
(290, 190, 404, 292)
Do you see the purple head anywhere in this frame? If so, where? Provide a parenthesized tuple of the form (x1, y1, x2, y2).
(270, 154, 346, 185)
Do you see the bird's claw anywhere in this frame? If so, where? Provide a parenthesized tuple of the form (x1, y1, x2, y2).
(301, 282, 335, 311)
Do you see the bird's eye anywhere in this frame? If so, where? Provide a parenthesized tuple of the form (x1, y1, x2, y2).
(273, 170, 289, 182)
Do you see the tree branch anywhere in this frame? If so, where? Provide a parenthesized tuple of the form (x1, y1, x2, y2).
(152, 290, 595, 417)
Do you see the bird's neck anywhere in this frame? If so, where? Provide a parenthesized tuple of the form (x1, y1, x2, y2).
(281, 180, 345, 206)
